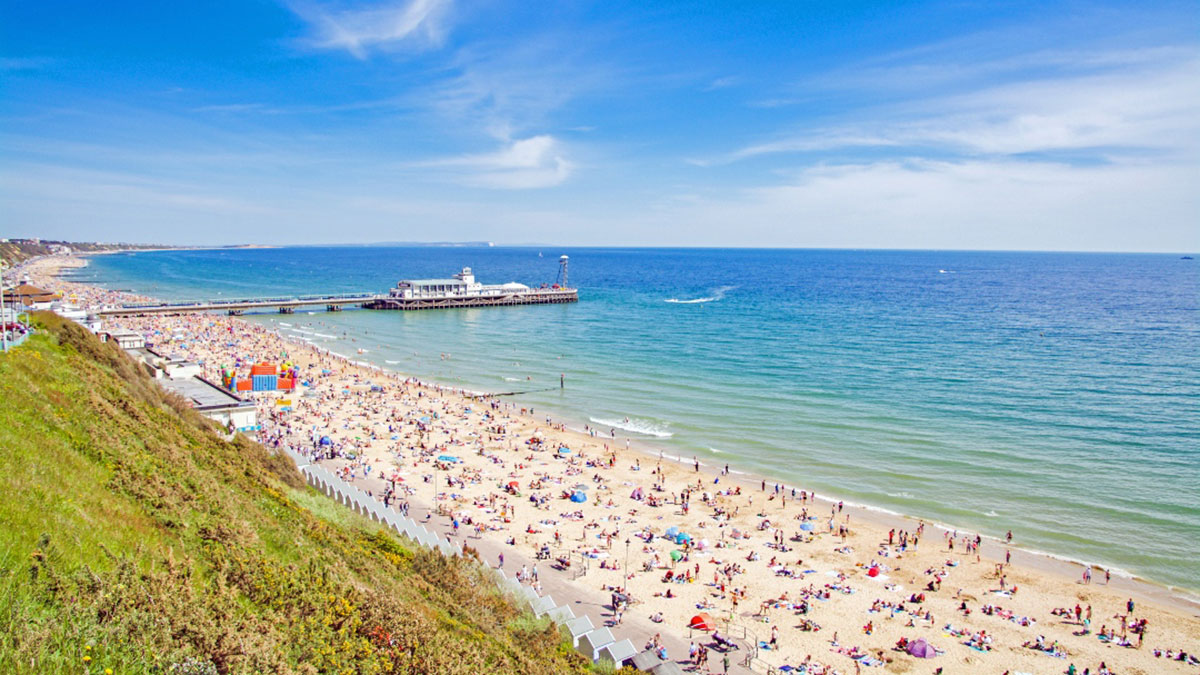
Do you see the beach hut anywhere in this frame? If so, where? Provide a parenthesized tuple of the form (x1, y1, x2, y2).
(630, 649, 664, 671)
(650, 662, 684, 675)
(546, 604, 575, 625)
(689, 613, 717, 631)
(577, 627, 615, 661)
(597, 639, 637, 667)
(564, 615, 595, 647)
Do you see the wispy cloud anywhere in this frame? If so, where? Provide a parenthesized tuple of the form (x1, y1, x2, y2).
(288, 0, 452, 59)
(702, 76, 737, 91)
(0, 56, 54, 71)
(418, 135, 572, 189)
(709, 48, 1200, 165)
(652, 157, 1199, 251)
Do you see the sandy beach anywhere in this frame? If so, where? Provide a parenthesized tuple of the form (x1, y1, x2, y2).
(26, 254, 1200, 674)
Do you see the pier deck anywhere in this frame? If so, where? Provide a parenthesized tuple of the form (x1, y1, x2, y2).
(95, 289, 577, 316)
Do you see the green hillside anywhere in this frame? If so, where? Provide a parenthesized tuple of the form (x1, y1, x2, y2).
(0, 314, 597, 674)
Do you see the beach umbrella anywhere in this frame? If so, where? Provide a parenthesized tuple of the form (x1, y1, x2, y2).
(906, 639, 936, 659)
(319, 436, 332, 446)
(507, 481, 520, 489)
(675, 533, 691, 545)
(867, 566, 880, 577)
(799, 522, 814, 531)
(665, 526, 680, 538)
(570, 491, 587, 503)
(669, 550, 683, 562)
(697, 538, 710, 550)
(688, 613, 716, 631)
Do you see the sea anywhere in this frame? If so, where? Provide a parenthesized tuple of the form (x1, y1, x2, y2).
(75, 246, 1200, 595)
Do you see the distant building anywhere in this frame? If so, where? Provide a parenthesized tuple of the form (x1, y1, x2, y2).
(102, 329, 145, 350)
(2, 283, 59, 310)
(158, 376, 258, 432)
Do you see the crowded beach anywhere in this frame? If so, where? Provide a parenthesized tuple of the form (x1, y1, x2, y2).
(25, 254, 1200, 674)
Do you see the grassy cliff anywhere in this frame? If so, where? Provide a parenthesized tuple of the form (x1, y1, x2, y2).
(0, 314, 596, 674)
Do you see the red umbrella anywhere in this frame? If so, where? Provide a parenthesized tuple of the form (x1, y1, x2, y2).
(507, 481, 520, 489)
(689, 613, 716, 631)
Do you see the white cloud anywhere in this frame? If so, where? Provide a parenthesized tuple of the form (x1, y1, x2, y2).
(653, 158, 1198, 251)
(420, 135, 573, 189)
(289, 0, 452, 59)
(719, 49, 1200, 164)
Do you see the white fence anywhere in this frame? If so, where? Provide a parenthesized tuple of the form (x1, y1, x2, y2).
(283, 448, 638, 669)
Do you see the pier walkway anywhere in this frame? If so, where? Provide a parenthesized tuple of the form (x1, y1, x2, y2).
(95, 293, 379, 317)
(97, 287, 578, 317)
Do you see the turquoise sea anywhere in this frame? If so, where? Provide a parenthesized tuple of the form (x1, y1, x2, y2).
(78, 247, 1200, 594)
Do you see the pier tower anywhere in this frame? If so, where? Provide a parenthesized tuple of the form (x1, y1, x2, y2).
(557, 255, 569, 288)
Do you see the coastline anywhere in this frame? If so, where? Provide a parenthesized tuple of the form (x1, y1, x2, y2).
(275, 312, 1200, 613)
(27, 252, 1200, 673)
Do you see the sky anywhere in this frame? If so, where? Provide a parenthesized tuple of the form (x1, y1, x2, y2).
(1, 0, 1197, 251)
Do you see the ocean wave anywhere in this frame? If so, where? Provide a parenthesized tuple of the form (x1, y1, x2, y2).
(385, 360, 400, 365)
(503, 377, 522, 382)
(313, 332, 338, 339)
(708, 447, 723, 453)
(278, 322, 293, 327)
(589, 416, 674, 438)
(665, 285, 736, 304)
(984, 510, 999, 517)
(887, 491, 915, 499)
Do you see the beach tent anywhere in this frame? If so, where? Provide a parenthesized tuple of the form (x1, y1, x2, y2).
(319, 436, 333, 446)
(570, 492, 587, 503)
(689, 613, 716, 631)
(630, 487, 644, 500)
(906, 638, 937, 658)
(799, 522, 814, 531)
(664, 526, 680, 538)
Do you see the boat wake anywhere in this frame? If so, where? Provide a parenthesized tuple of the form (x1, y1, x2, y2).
(665, 285, 736, 304)
(589, 416, 674, 438)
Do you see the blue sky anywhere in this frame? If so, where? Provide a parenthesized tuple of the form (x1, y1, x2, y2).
(2, 1, 1197, 250)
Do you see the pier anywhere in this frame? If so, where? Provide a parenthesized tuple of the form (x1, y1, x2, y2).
(94, 258, 578, 317)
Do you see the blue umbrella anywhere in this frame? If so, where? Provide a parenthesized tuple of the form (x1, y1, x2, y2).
(570, 491, 587, 503)
(665, 526, 680, 538)
(319, 436, 332, 446)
